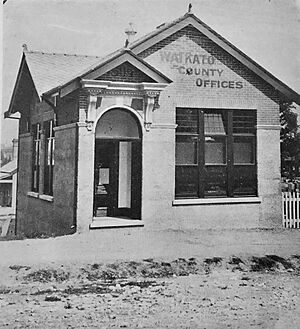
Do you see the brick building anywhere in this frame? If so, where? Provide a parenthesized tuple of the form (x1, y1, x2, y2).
(5, 12, 300, 237)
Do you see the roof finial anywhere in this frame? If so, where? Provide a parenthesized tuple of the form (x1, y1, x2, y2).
(188, 3, 192, 13)
(22, 44, 28, 52)
(125, 22, 137, 46)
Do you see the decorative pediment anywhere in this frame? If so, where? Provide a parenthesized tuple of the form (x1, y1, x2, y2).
(82, 50, 172, 84)
(96, 61, 156, 83)
(81, 79, 169, 131)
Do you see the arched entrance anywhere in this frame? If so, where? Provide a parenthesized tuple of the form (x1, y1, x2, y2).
(93, 108, 142, 220)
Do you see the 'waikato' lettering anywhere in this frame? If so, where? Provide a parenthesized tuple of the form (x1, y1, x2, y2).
(160, 51, 216, 65)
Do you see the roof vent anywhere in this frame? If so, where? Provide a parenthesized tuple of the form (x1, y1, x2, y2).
(125, 22, 137, 46)
(22, 44, 28, 52)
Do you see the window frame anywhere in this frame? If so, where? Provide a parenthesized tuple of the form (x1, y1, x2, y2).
(175, 108, 257, 199)
(31, 123, 41, 192)
(43, 120, 55, 196)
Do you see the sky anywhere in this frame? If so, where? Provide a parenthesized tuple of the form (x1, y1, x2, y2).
(1, 0, 300, 145)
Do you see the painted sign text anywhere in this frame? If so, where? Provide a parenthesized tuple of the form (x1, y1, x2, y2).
(160, 50, 243, 89)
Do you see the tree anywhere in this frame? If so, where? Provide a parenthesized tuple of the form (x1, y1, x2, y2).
(280, 101, 300, 178)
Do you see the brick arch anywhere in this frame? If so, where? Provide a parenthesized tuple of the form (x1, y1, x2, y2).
(94, 105, 144, 138)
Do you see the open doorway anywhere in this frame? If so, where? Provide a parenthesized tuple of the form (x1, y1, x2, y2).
(93, 108, 142, 220)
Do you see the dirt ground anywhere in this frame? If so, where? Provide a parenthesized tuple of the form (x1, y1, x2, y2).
(0, 228, 300, 328)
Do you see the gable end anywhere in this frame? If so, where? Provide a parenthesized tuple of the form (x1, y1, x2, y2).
(96, 61, 156, 83)
(138, 25, 280, 103)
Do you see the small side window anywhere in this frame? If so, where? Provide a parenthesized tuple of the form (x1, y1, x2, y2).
(44, 120, 55, 196)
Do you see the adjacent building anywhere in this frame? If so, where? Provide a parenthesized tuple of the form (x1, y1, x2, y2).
(5, 12, 300, 237)
(0, 139, 18, 211)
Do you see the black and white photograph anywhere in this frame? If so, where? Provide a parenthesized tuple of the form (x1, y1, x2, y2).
(0, 0, 300, 327)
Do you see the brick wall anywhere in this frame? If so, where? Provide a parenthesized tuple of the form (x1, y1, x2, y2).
(17, 23, 283, 234)
(52, 125, 77, 235)
(136, 25, 281, 228)
(16, 95, 77, 237)
(16, 133, 32, 235)
(57, 91, 79, 126)
(139, 26, 279, 126)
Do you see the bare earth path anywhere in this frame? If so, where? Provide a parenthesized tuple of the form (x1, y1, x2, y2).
(0, 228, 300, 328)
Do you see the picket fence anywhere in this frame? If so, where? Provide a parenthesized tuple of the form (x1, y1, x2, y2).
(282, 191, 300, 228)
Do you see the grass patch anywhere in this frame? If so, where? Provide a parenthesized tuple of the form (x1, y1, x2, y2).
(23, 269, 70, 283)
(204, 257, 223, 265)
(228, 257, 244, 265)
(266, 255, 294, 269)
(250, 255, 294, 272)
(251, 256, 277, 271)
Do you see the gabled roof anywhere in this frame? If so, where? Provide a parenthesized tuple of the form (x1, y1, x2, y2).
(6, 48, 172, 115)
(23, 51, 102, 95)
(129, 12, 300, 104)
(5, 51, 102, 116)
(44, 49, 172, 97)
(5, 11, 300, 118)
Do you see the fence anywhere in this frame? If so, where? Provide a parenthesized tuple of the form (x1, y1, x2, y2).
(282, 191, 300, 228)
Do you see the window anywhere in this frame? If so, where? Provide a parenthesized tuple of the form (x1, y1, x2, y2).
(44, 120, 55, 196)
(175, 108, 257, 198)
(32, 123, 41, 192)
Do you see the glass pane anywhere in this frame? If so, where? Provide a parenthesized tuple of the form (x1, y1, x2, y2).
(233, 110, 256, 134)
(205, 137, 226, 164)
(47, 139, 51, 165)
(234, 137, 255, 164)
(234, 142, 253, 164)
(233, 166, 257, 196)
(176, 136, 197, 164)
(204, 112, 227, 135)
(176, 108, 198, 133)
(204, 166, 227, 197)
(175, 166, 198, 197)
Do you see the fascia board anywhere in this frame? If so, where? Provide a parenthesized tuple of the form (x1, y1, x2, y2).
(81, 79, 168, 92)
(6, 56, 41, 117)
(131, 19, 190, 55)
(60, 79, 80, 98)
(83, 53, 171, 84)
(6, 56, 26, 116)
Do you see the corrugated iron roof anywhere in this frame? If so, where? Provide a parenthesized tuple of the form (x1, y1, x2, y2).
(43, 48, 126, 95)
(24, 51, 102, 95)
(0, 159, 17, 180)
(44, 48, 172, 96)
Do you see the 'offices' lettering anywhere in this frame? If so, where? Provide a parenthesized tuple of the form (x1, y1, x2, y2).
(196, 78, 243, 89)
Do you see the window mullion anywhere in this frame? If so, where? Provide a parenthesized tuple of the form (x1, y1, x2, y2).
(227, 110, 234, 197)
(198, 110, 205, 198)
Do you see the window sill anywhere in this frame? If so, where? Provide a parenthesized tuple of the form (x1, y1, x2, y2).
(39, 194, 54, 202)
(173, 197, 261, 206)
(27, 191, 39, 199)
(27, 192, 54, 202)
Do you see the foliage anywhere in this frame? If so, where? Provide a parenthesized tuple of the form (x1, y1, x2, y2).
(0, 150, 12, 167)
(280, 101, 300, 178)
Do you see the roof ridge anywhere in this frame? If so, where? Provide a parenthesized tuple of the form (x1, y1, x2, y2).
(128, 12, 189, 49)
(25, 50, 101, 58)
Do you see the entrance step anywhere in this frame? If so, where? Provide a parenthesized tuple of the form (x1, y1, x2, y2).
(90, 217, 144, 229)
(96, 207, 107, 217)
